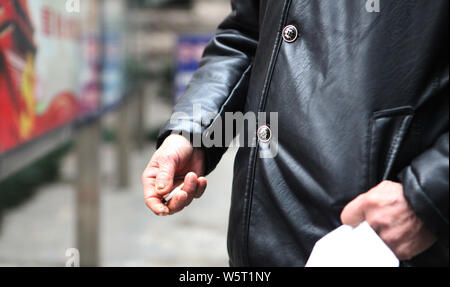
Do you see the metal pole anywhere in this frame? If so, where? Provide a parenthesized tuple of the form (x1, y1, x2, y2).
(135, 89, 145, 150)
(76, 121, 101, 267)
(117, 100, 130, 188)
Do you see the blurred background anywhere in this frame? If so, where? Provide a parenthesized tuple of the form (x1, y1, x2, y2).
(0, 0, 235, 266)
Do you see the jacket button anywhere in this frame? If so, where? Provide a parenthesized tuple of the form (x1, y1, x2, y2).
(257, 125, 272, 143)
(282, 25, 298, 43)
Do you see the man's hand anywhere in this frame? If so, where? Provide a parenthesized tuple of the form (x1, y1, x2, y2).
(142, 134, 207, 216)
(340, 181, 437, 260)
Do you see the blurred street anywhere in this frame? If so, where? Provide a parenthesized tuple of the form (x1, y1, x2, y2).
(0, 0, 235, 267)
(0, 92, 237, 267)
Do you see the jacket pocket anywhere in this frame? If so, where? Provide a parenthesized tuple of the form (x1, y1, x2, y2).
(367, 107, 415, 189)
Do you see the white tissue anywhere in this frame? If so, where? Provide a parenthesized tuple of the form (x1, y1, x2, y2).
(305, 221, 399, 267)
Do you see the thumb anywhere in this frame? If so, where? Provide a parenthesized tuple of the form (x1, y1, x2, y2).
(340, 193, 367, 227)
(155, 155, 177, 195)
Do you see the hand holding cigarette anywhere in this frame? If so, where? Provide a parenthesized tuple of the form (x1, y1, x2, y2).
(142, 135, 207, 216)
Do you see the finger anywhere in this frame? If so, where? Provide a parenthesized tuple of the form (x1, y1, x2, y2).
(143, 177, 170, 216)
(142, 175, 156, 200)
(182, 172, 198, 197)
(144, 178, 183, 216)
(143, 165, 184, 216)
(167, 172, 198, 213)
(194, 177, 207, 198)
(341, 193, 367, 227)
(155, 155, 177, 196)
(145, 196, 169, 216)
(144, 159, 159, 178)
(142, 167, 166, 214)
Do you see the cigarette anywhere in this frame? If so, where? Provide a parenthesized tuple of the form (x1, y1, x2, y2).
(162, 183, 184, 204)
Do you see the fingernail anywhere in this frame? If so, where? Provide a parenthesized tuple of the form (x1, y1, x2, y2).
(157, 183, 165, 190)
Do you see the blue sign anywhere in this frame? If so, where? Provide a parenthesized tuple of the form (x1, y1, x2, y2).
(174, 34, 212, 103)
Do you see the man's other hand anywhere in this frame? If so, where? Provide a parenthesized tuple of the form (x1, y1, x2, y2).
(341, 181, 437, 260)
(142, 134, 207, 216)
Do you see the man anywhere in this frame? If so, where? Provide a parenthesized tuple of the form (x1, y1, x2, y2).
(142, 0, 448, 266)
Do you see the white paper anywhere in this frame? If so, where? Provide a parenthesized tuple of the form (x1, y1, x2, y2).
(306, 221, 399, 267)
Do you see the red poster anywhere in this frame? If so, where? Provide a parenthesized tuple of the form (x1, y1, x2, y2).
(0, 0, 99, 153)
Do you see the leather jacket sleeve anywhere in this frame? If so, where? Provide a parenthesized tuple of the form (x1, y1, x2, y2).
(400, 132, 449, 245)
(157, 0, 259, 174)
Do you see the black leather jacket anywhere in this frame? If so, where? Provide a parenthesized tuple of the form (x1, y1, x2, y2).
(158, 0, 449, 266)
